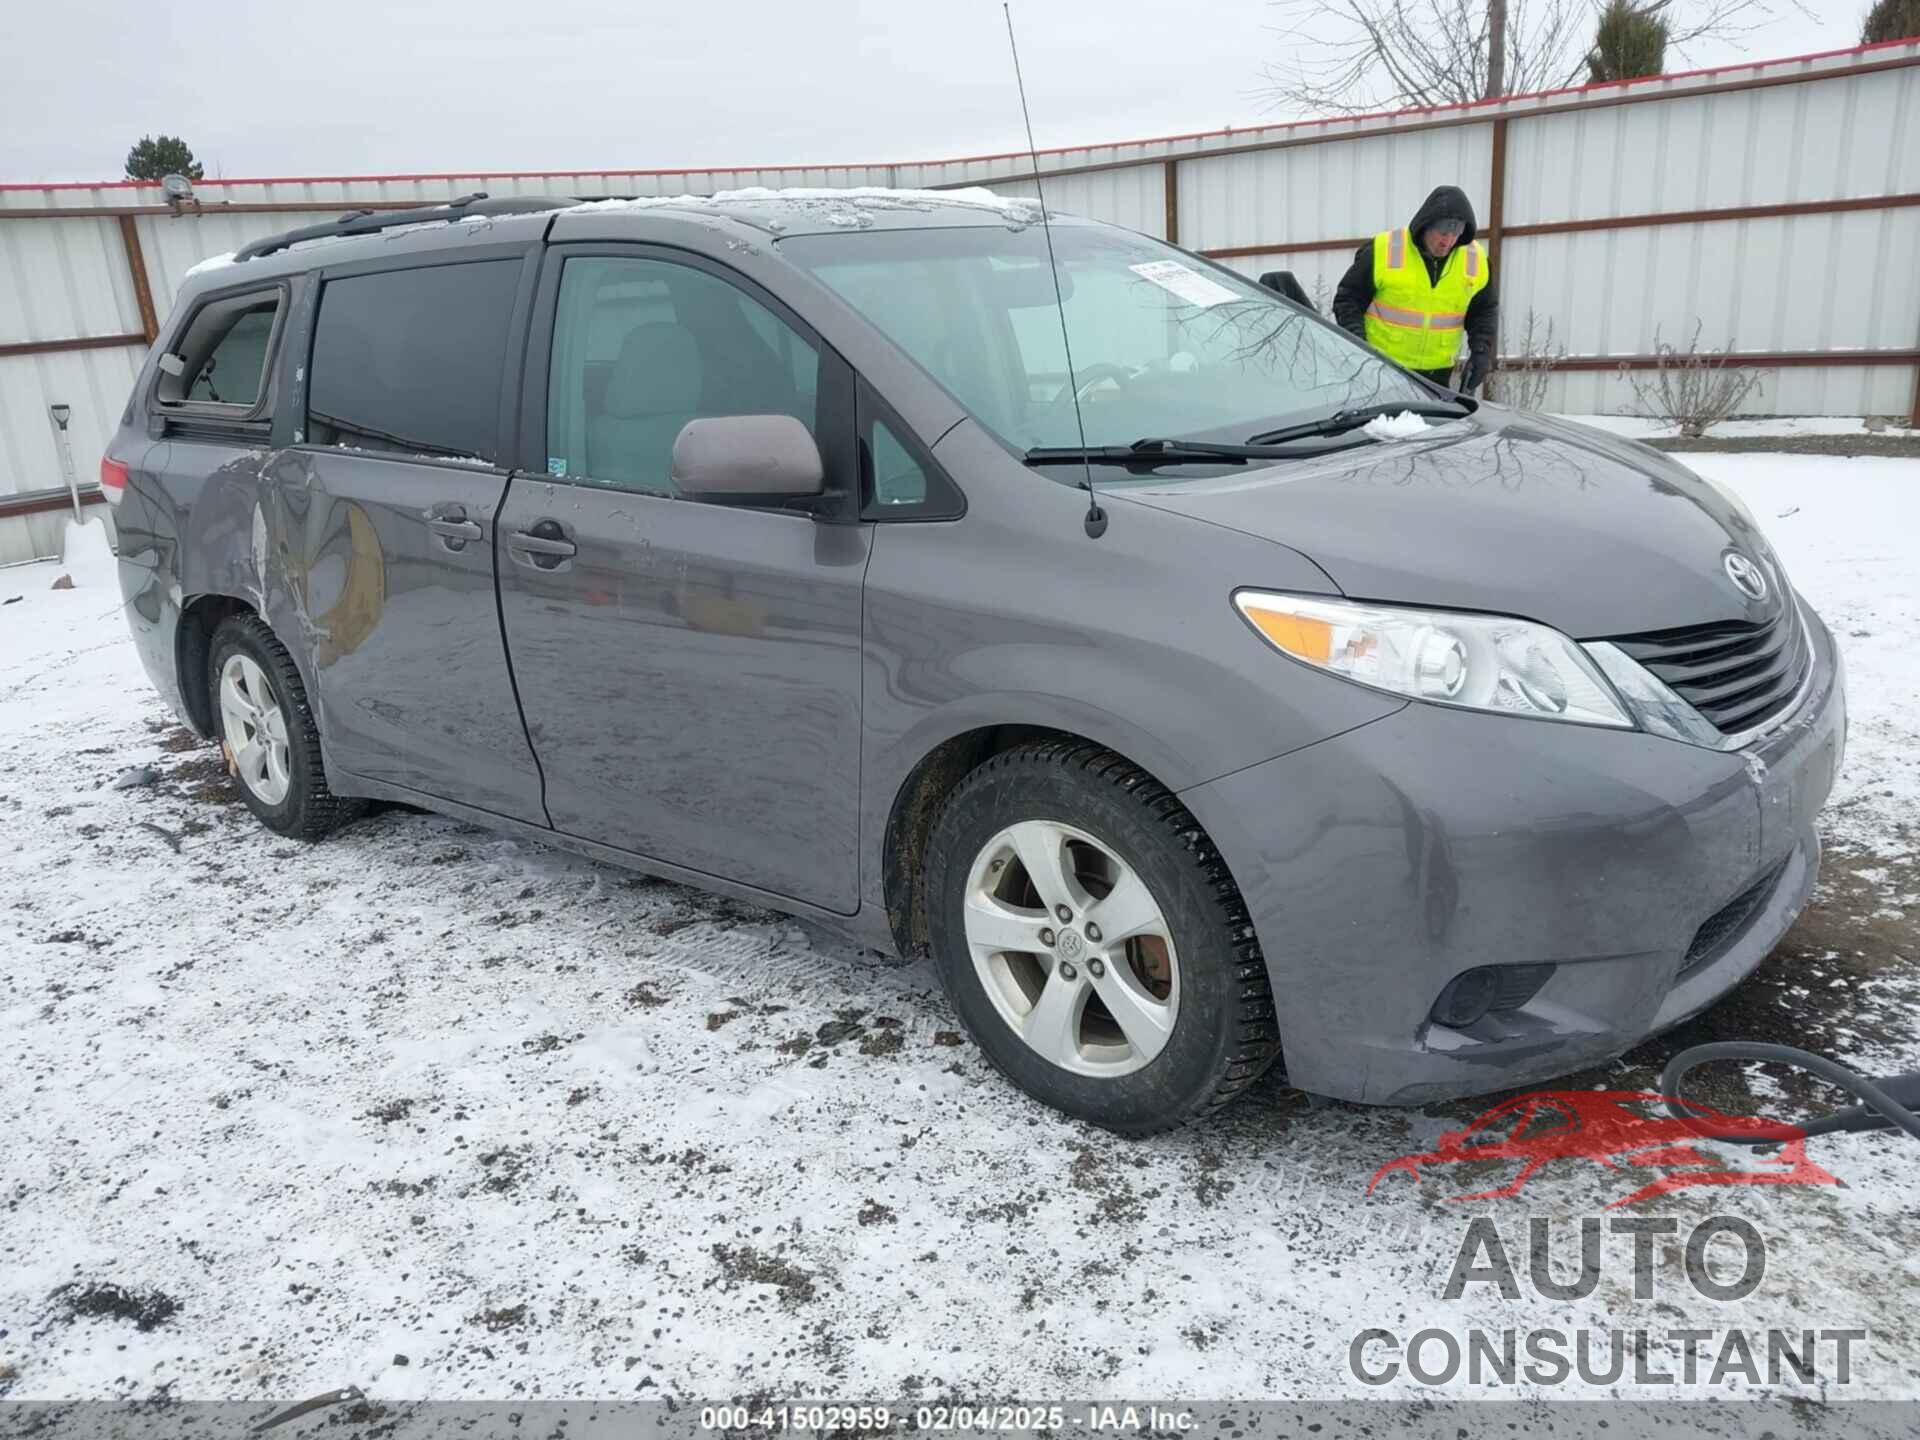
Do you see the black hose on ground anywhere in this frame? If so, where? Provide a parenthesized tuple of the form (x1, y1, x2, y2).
(1659, 1042, 1920, 1144)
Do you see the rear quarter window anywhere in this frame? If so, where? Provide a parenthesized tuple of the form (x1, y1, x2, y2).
(153, 287, 287, 422)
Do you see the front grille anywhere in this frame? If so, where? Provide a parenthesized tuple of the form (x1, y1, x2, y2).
(1678, 860, 1788, 979)
(1606, 603, 1808, 737)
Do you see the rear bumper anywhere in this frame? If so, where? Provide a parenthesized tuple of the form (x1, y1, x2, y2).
(1180, 602, 1846, 1105)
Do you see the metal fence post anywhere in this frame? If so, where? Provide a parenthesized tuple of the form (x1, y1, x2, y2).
(1485, 115, 1509, 398)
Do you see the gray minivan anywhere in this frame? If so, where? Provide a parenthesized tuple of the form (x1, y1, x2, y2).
(105, 189, 1845, 1131)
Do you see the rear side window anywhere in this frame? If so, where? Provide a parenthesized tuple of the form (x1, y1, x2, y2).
(155, 288, 284, 418)
(306, 260, 520, 462)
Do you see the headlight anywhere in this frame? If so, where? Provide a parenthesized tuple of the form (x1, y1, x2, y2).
(1234, 591, 1633, 728)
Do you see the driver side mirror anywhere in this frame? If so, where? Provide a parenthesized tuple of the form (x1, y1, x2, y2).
(671, 414, 826, 504)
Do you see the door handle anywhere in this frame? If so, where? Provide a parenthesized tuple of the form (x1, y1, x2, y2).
(425, 504, 482, 552)
(507, 520, 578, 572)
(508, 531, 577, 557)
(427, 517, 483, 542)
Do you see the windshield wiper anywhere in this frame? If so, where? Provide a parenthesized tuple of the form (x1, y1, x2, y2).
(1245, 400, 1472, 447)
(1024, 437, 1291, 467)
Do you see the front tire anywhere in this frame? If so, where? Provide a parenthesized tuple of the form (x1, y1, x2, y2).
(923, 742, 1281, 1134)
(207, 614, 357, 840)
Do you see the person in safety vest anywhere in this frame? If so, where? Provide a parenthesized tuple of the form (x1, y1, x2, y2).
(1333, 185, 1497, 394)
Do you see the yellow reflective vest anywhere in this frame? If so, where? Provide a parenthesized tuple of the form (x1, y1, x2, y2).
(1363, 228, 1489, 371)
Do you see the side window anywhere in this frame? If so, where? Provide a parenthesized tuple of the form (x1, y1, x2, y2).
(858, 385, 962, 522)
(155, 289, 284, 417)
(871, 420, 927, 508)
(546, 255, 821, 495)
(306, 259, 521, 462)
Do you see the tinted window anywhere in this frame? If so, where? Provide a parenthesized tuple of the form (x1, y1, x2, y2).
(307, 260, 520, 462)
(546, 256, 820, 494)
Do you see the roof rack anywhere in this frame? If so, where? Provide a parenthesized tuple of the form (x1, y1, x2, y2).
(230, 192, 569, 263)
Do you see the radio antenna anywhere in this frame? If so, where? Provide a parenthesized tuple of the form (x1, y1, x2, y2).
(1003, 3, 1106, 540)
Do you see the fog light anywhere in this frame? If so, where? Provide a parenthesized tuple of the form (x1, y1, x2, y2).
(1430, 963, 1555, 1029)
(1432, 969, 1499, 1028)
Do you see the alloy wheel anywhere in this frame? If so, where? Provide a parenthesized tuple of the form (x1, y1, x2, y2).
(217, 653, 293, 806)
(961, 819, 1179, 1076)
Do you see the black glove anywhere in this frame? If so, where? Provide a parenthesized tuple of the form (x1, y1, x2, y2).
(1461, 348, 1491, 394)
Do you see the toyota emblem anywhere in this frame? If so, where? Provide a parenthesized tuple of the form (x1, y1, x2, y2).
(1723, 551, 1769, 602)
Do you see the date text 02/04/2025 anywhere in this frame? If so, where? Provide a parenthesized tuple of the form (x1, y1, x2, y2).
(697, 1405, 1199, 1432)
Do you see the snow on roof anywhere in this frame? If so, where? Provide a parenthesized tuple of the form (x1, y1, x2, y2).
(182, 250, 236, 279)
(180, 186, 1044, 283)
(565, 184, 1044, 228)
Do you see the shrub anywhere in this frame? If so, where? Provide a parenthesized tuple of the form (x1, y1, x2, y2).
(1489, 310, 1565, 411)
(1621, 322, 1765, 438)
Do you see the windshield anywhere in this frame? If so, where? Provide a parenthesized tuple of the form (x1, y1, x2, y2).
(784, 222, 1430, 455)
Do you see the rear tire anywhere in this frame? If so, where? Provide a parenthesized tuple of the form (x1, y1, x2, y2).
(207, 614, 358, 840)
(923, 742, 1281, 1134)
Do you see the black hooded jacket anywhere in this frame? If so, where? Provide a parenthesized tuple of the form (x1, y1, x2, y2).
(1332, 185, 1498, 368)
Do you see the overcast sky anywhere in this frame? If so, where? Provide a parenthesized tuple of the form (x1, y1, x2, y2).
(1, 1, 1864, 185)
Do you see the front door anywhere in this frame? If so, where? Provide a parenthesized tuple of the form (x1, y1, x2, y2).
(278, 250, 546, 822)
(495, 248, 868, 911)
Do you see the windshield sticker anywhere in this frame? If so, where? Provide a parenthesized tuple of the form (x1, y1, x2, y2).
(1128, 260, 1241, 309)
(547, 457, 568, 477)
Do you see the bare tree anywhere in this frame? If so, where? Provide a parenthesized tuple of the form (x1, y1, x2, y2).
(1488, 0, 1509, 94)
(1259, 0, 1810, 114)
(1488, 310, 1565, 409)
(1623, 322, 1765, 437)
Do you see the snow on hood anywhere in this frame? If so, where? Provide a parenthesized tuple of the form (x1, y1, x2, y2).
(1361, 410, 1434, 441)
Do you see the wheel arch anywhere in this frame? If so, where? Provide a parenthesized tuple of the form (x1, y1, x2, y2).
(175, 592, 259, 736)
(175, 591, 326, 746)
(880, 722, 1231, 963)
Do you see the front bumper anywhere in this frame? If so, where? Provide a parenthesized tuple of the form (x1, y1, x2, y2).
(1180, 603, 1846, 1104)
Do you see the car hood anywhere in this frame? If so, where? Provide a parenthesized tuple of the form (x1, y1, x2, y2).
(1111, 410, 1787, 639)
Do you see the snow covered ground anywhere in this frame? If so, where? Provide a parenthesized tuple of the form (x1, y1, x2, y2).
(3, 457, 1918, 1406)
(1559, 414, 1920, 443)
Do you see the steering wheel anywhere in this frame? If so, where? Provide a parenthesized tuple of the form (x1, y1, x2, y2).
(1045, 362, 1136, 414)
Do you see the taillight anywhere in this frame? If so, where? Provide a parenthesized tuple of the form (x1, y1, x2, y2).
(100, 456, 129, 505)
